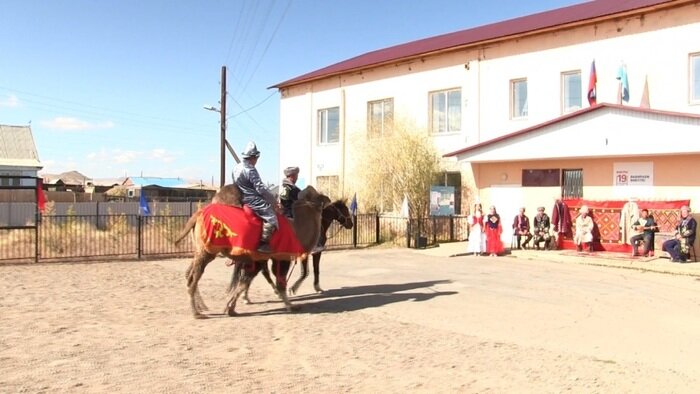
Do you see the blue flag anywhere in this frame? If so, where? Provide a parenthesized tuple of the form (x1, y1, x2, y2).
(139, 189, 151, 216)
(616, 64, 629, 103)
(349, 193, 357, 216)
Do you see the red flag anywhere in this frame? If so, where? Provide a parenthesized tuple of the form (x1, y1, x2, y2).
(587, 60, 597, 106)
(37, 178, 47, 213)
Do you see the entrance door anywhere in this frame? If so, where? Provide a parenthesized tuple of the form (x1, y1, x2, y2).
(488, 185, 522, 244)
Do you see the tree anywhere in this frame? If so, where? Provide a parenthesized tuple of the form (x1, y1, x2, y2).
(352, 118, 441, 219)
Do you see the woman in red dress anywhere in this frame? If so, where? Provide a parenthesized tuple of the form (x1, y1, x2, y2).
(485, 206, 504, 256)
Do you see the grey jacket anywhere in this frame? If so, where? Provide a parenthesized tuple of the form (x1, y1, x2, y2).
(232, 159, 276, 210)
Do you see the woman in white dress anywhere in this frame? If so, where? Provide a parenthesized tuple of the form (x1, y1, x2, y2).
(467, 203, 486, 255)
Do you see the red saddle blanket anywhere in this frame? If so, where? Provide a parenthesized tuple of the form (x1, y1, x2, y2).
(199, 204, 304, 255)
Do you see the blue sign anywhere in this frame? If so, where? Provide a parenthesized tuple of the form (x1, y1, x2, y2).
(430, 186, 455, 216)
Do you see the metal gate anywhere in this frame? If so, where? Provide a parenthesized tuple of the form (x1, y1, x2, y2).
(0, 176, 40, 263)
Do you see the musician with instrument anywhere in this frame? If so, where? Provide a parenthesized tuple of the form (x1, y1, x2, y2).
(629, 209, 658, 257)
(662, 206, 697, 263)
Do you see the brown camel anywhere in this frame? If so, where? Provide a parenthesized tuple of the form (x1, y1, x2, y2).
(175, 186, 327, 319)
(230, 198, 353, 304)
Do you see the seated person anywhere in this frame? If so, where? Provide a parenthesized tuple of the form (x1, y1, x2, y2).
(662, 205, 697, 263)
(512, 207, 532, 249)
(629, 209, 658, 257)
(574, 205, 594, 252)
(532, 206, 553, 250)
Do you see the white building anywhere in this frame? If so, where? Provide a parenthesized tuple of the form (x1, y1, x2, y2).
(272, 0, 700, 217)
(0, 124, 42, 187)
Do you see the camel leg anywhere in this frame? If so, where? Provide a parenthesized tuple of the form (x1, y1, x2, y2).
(242, 261, 263, 304)
(185, 263, 209, 311)
(225, 268, 253, 316)
(289, 256, 309, 295)
(187, 252, 214, 319)
(259, 260, 279, 296)
(272, 259, 290, 300)
(312, 252, 324, 293)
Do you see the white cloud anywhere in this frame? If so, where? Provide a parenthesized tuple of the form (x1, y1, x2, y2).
(85, 148, 142, 164)
(40, 116, 115, 131)
(0, 94, 19, 108)
(150, 148, 178, 163)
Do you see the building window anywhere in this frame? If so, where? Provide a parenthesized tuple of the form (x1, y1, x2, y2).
(316, 175, 339, 200)
(691, 53, 700, 103)
(562, 169, 583, 199)
(511, 79, 528, 119)
(318, 107, 339, 144)
(561, 71, 582, 113)
(430, 88, 461, 133)
(368, 98, 394, 138)
(522, 169, 561, 187)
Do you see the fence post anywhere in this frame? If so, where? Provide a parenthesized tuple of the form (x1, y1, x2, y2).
(449, 215, 455, 241)
(35, 212, 40, 264)
(137, 215, 142, 259)
(406, 218, 411, 248)
(432, 216, 437, 245)
(352, 214, 358, 248)
(375, 213, 380, 244)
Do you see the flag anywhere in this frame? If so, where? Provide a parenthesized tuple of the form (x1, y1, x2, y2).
(400, 194, 410, 218)
(587, 60, 597, 106)
(616, 64, 629, 103)
(640, 75, 650, 108)
(36, 178, 47, 213)
(139, 188, 151, 216)
(349, 193, 357, 216)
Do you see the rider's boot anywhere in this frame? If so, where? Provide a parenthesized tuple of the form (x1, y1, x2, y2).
(257, 222, 276, 254)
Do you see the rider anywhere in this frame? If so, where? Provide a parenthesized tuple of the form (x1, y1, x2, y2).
(279, 166, 301, 218)
(233, 141, 278, 253)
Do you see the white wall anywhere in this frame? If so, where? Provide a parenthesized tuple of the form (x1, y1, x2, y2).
(278, 2, 700, 199)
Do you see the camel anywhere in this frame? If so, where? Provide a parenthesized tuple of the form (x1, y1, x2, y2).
(229, 198, 353, 304)
(175, 185, 327, 319)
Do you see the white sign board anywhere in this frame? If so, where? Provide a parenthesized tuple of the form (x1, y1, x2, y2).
(613, 162, 653, 186)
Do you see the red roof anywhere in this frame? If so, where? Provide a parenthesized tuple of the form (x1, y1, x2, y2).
(443, 103, 700, 158)
(271, 0, 678, 89)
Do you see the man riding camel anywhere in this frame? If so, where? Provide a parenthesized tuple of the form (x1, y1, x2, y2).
(233, 141, 278, 253)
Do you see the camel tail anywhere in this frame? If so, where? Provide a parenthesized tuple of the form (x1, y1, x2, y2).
(174, 209, 202, 245)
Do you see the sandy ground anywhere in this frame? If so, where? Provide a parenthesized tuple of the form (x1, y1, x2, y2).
(1, 247, 700, 393)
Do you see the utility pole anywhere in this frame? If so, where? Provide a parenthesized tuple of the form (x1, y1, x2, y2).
(220, 65, 227, 187)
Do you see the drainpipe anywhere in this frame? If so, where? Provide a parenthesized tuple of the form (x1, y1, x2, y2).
(477, 49, 482, 143)
(308, 86, 314, 186)
(340, 86, 346, 196)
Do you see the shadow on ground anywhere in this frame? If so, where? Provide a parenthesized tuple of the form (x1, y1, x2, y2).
(232, 280, 457, 316)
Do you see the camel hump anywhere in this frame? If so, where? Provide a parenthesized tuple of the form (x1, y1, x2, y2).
(212, 184, 243, 207)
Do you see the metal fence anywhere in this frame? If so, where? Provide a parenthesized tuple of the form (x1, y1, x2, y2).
(0, 213, 469, 263)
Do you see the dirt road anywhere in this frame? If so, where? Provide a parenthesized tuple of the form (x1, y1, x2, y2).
(1, 248, 699, 392)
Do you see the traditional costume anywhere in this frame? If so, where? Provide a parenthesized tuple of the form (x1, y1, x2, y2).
(629, 214, 657, 256)
(663, 208, 697, 262)
(620, 198, 640, 245)
(574, 206, 594, 251)
(532, 210, 552, 250)
(551, 199, 572, 249)
(485, 213, 504, 255)
(512, 212, 532, 249)
(467, 208, 486, 254)
(233, 141, 277, 253)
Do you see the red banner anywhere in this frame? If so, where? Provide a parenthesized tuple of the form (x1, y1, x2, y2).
(199, 204, 304, 256)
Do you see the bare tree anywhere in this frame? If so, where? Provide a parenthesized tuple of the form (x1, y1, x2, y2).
(352, 119, 441, 219)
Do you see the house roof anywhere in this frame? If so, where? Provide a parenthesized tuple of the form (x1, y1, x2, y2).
(124, 176, 199, 188)
(42, 170, 90, 185)
(0, 124, 41, 168)
(443, 103, 700, 160)
(271, 0, 679, 89)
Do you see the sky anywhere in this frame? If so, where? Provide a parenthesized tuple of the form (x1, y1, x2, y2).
(0, 0, 581, 186)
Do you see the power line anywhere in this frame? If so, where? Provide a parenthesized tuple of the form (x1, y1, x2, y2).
(241, 0, 292, 94)
(227, 90, 276, 119)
